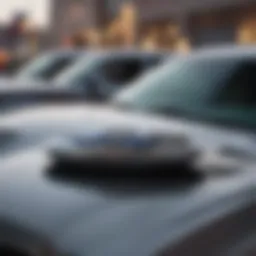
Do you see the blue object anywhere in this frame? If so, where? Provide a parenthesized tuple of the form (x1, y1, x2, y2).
(71, 132, 158, 150)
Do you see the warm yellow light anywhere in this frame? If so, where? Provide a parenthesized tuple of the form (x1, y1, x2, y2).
(176, 38, 191, 53)
(237, 17, 256, 44)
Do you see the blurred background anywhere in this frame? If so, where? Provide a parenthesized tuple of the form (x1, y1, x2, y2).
(0, 0, 255, 61)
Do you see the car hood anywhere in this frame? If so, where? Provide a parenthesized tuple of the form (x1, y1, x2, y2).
(0, 104, 256, 255)
(0, 149, 255, 256)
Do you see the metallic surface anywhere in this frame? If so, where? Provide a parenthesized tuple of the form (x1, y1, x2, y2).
(0, 149, 255, 256)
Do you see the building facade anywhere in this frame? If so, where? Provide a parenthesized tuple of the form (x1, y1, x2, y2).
(50, 0, 138, 47)
(50, 0, 105, 46)
(50, 0, 256, 49)
(136, 0, 256, 49)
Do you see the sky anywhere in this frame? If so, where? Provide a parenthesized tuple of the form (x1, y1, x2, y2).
(0, 0, 50, 27)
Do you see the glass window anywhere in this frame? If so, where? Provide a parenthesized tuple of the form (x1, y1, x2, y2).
(145, 55, 166, 68)
(101, 59, 145, 85)
(214, 61, 256, 106)
(54, 55, 98, 88)
(17, 53, 78, 80)
(114, 56, 256, 130)
(116, 57, 236, 108)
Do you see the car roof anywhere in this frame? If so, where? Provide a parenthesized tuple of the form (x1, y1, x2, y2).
(41, 49, 85, 57)
(44, 48, 171, 60)
(188, 45, 256, 61)
(92, 48, 171, 57)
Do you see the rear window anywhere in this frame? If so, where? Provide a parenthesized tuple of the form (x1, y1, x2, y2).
(16, 53, 78, 80)
(101, 59, 145, 85)
(114, 56, 256, 130)
(146, 55, 166, 68)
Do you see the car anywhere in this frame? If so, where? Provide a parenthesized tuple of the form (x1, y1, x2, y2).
(0, 49, 169, 113)
(0, 46, 255, 255)
(1, 46, 256, 159)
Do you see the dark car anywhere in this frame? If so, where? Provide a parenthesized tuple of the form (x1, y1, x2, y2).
(0, 46, 255, 255)
(0, 50, 168, 112)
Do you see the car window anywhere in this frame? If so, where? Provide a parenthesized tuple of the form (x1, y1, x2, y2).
(54, 55, 98, 88)
(101, 58, 145, 85)
(214, 61, 256, 106)
(17, 53, 77, 80)
(116, 58, 236, 108)
(114, 57, 256, 130)
(146, 55, 166, 68)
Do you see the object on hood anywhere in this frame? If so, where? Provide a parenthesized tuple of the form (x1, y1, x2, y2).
(48, 130, 200, 179)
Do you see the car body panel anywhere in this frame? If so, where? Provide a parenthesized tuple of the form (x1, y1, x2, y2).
(0, 148, 255, 256)
(0, 46, 255, 255)
(1, 104, 256, 160)
(15, 50, 83, 81)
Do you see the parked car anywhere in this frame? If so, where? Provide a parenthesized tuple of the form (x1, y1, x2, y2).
(0, 50, 169, 113)
(1, 46, 256, 159)
(0, 46, 255, 256)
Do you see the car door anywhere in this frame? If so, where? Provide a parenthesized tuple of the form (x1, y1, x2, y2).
(0, 92, 40, 113)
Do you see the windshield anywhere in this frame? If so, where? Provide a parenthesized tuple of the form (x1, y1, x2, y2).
(114, 56, 256, 130)
(54, 55, 98, 87)
(16, 53, 78, 80)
